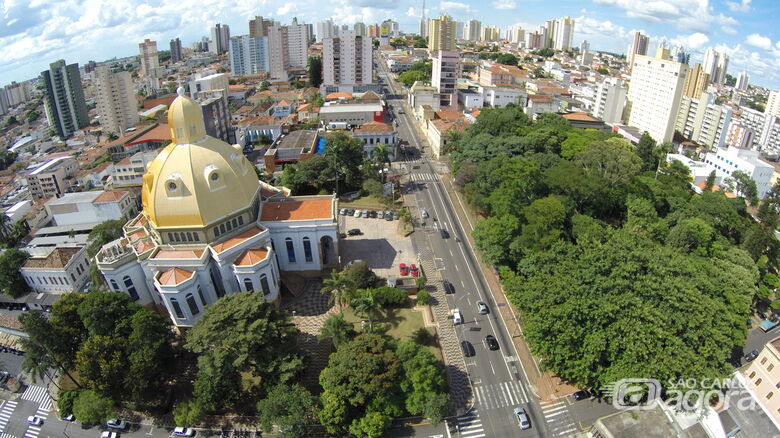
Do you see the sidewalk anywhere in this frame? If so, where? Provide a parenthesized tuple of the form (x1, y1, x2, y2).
(437, 170, 579, 402)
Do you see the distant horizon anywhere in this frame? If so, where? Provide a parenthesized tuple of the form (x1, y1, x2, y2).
(2, 0, 779, 89)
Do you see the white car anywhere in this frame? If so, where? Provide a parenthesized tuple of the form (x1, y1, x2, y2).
(353, 209, 361, 217)
(26, 416, 43, 426)
(101, 432, 118, 438)
(452, 308, 463, 325)
(106, 418, 127, 430)
(173, 427, 196, 436)
(421, 209, 429, 218)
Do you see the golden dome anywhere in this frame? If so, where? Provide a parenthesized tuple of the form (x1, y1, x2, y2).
(141, 88, 260, 229)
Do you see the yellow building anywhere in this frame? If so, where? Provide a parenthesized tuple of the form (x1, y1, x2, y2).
(683, 63, 710, 99)
(428, 15, 457, 53)
(96, 88, 338, 327)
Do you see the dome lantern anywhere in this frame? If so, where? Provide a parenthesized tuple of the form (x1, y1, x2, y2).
(168, 86, 207, 144)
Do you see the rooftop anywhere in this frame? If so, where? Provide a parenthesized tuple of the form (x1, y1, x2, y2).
(211, 226, 265, 253)
(126, 123, 171, 146)
(153, 248, 206, 259)
(157, 267, 194, 286)
(275, 130, 318, 150)
(319, 103, 383, 113)
(46, 191, 101, 206)
(354, 121, 394, 134)
(562, 112, 598, 122)
(23, 247, 82, 270)
(260, 198, 333, 221)
(235, 248, 269, 266)
(93, 190, 129, 203)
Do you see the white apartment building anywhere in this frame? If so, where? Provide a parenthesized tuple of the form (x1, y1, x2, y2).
(552, 16, 575, 51)
(138, 39, 160, 78)
(229, 35, 270, 76)
(703, 48, 729, 85)
(26, 156, 79, 200)
(628, 32, 649, 69)
(432, 50, 460, 108)
(592, 78, 627, 124)
(323, 30, 373, 86)
(111, 150, 159, 188)
(21, 246, 91, 294)
(703, 146, 774, 198)
(316, 18, 337, 42)
(210, 23, 230, 54)
(4, 82, 31, 107)
(94, 65, 139, 136)
(465, 20, 481, 42)
(627, 54, 688, 142)
(766, 90, 780, 118)
(735, 71, 750, 91)
(189, 73, 229, 100)
(45, 190, 137, 226)
(268, 19, 310, 80)
(675, 91, 732, 149)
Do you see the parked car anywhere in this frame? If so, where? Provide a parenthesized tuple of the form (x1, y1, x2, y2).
(347, 229, 362, 236)
(393, 211, 399, 220)
(173, 427, 196, 437)
(100, 432, 118, 438)
(461, 340, 475, 357)
(107, 419, 127, 430)
(745, 349, 760, 362)
(410, 264, 419, 277)
(443, 280, 454, 294)
(339, 208, 347, 215)
(421, 209, 429, 218)
(61, 414, 75, 421)
(346, 208, 355, 216)
(572, 389, 591, 401)
(485, 335, 500, 351)
(26, 416, 43, 426)
(452, 308, 463, 325)
(353, 209, 361, 218)
(361, 209, 369, 218)
(377, 211, 385, 219)
(385, 210, 393, 220)
(476, 300, 489, 314)
(399, 263, 409, 276)
(514, 408, 531, 430)
(440, 229, 450, 239)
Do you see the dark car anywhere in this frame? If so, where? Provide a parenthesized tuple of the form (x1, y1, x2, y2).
(346, 209, 355, 216)
(440, 229, 449, 239)
(745, 349, 760, 362)
(572, 389, 591, 401)
(443, 280, 455, 294)
(347, 229, 362, 236)
(369, 210, 378, 218)
(461, 341, 475, 357)
(485, 335, 499, 351)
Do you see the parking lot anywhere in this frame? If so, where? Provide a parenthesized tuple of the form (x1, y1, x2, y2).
(338, 210, 416, 280)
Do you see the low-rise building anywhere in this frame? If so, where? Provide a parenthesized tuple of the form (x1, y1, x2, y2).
(352, 121, 397, 159)
(20, 246, 91, 293)
(45, 190, 137, 226)
(318, 103, 384, 126)
(525, 94, 558, 119)
(703, 146, 774, 198)
(483, 85, 527, 108)
(25, 156, 79, 201)
(110, 151, 159, 188)
(263, 130, 320, 173)
(426, 118, 469, 158)
(237, 116, 288, 147)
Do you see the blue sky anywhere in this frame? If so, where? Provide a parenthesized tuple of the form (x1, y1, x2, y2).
(2, 0, 780, 88)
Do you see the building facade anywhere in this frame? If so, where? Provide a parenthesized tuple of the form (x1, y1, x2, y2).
(703, 146, 774, 198)
(432, 50, 460, 108)
(170, 38, 183, 64)
(744, 337, 780, 425)
(428, 15, 457, 52)
(683, 63, 709, 99)
(229, 35, 270, 76)
(94, 65, 139, 136)
(41, 59, 89, 139)
(592, 77, 627, 124)
(268, 19, 310, 80)
(735, 71, 750, 91)
(21, 246, 91, 294)
(628, 32, 649, 69)
(322, 30, 373, 86)
(465, 20, 481, 42)
(627, 54, 687, 142)
(139, 39, 160, 77)
(675, 91, 732, 149)
(46, 190, 137, 226)
(703, 48, 729, 85)
(210, 24, 231, 54)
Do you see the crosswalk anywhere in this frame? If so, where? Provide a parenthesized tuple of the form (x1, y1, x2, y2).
(455, 409, 485, 438)
(0, 400, 17, 432)
(473, 380, 527, 409)
(412, 172, 438, 181)
(21, 385, 52, 410)
(24, 403, 50, 438)
(540, 400, 578, 437)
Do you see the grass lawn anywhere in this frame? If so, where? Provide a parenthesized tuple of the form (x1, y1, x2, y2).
(339, 195, 402, 211)
(341, 306, 442, 362)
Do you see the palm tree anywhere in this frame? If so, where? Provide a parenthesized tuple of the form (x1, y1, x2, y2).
(371, 144, 392, 182)
(320, 271, 354, 314)
(351, 291, 380, 332)
(318, 314, 356, 348)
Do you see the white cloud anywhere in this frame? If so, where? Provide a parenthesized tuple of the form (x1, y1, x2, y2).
(746, 33, 772, 50)
(593, 0, 738, 33)
(276, 3, 296, 15)
(681, 32, 709, 49)
(725, 0, 751, 13)
(491, 0, 517, 10)
(574, 16, 629, 40)
(438, 1, 476, 15)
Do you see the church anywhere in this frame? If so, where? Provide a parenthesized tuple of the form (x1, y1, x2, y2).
(96, 88, 339, 327)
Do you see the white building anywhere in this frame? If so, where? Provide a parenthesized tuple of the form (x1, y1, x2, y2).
(703, 146, 774, 198)
(735, 71, 750, 91)
(628, 32, 649, 69)
(592, 78, 627, 124)
(675, 91, 733, 149)
(110, 150, 159, 188)
(45, 190, 137, 226)
(96, 88, 338, 328)
(210, 23, 230, 54)
(352, 121, 397, 159)
(703, 48, 729, 86)
(627, 54, 688, 142)
(228, 35, 270, 76)
(138, 39, 160, 78)
(323, 30, 373, 86)
(766, 90, 780, 118)
(481, 85, 526, 108)
(316, 18, 337, 42)
(94, 65, 139, 136)
(268, 19, 310, 80)
(465, 20, 481, 42)
(189, 73, 229, 100)
(319, 103, 383, 125)
(21, 246, 91, 294)
(552, 16, 575, 51)
(432, 50, 460, 108)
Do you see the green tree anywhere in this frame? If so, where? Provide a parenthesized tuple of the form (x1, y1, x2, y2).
(75, 335, 127, 399)
(319, 314, 357, 347)
(635, 132, 658, 172)
(325, 131, 365, 188)
(730, 170, 759, 205)
(575, 138, 642, 188)
(397, 70, 429, 87)
(295, 155, 333, 190)
(625, 197, 668, 242)
(343, 261, 377, 289)
(349, 412, 391, 438)
(472, 215, 521, 266)
(72, 390, 115, 424)
(351, 290, 381, 331)
(125, 309, 174, 402)
(362, 178, 384, 199)
(704, 170, 717, 191)
(0, 249, 29, 297)
(516, 196, 567, 252)
(192, 349, 243, 412)
(57, 389, 79, 417)
(396, 341, 449, 422)
(416, 289, 430, 305)
(307, 56, 323, 88)
(20, 311, 82, 387)
(666, 218, 715, 256)
(86, 219, 126, 257)
(494, 53, 518, 66)
(172, 400, 203, 427)
(257, 384, 318, 437)
(77, 292, 140, 338)
(321, 270, 356, 313)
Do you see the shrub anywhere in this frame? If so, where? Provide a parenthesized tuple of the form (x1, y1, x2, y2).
(57, 389, 79, 417)
(417, 289, 430, 305)
(371, 286, 408, 307)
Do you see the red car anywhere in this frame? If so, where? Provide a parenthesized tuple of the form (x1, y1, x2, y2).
(410, 264, 419, 277)
(399, 263, 409, 276)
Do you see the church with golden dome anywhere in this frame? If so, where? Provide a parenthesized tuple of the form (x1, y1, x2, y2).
(96, 88, 339, 327)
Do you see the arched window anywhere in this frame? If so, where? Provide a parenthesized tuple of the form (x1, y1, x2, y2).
(197, 285, 208, 307)
(260, 274, 270, 295)
(123, 276, 139, 301)
(170, 298, 185, 319)
(193, 233, 200, 242)
(244, 278, 254, 292)
(303, 237, 313, 263)
(285, 238, 296, 263)
(210, 269, 225, 297)
(186, 293, 199, 315)
(110, 279, 119, 291)
(238, 216, 244, 226)
(220, 223, 226, 235)
(186, 232, 193, 241)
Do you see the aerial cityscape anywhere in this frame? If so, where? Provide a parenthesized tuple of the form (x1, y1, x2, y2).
(1, 1, 780, 437)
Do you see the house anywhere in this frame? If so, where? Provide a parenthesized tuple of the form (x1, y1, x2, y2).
(561, 112, 613, 133)
(352, 122, 397, 160)
(426, 118, 469, 159)
(525, 94, 558, 119)
(273, 100, 294, 119)
(319, 103, 384, 126)
(109, 150, 159, 188)
(237, 116, 288, 147)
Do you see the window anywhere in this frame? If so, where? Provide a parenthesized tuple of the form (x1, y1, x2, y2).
(186, 293, 199, 315)
(244, 278, 254, 292)
(762, 357, 768, 365)
(71, 273, 76, 282)
(170, 298, 185, 319)
(769, 364, 775, 372)
(768, 392, 774, 400)
(186, 232, 193, 241)
(285, 238, 296, 263)
(303, 237, 313, 263)
(238, 216, 244, 226)
(197, 286, 208, 307)
(220, 223, 226, 235)
(260, 274, 270, 295)
(756, 378, 763, 385)
(750, 371, 757, 379)
(232, 218, 238, 229)
(123, 276, 139, 301)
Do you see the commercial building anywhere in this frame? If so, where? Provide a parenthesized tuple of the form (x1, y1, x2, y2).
(322, 30, 373, 86)
(592, 77, 627, 124)
(683, 63, 709, 99)
(169, 38, 183, 63)
(675, 91, 732, 149)
(94, 65, 139, 136)
(21, 246, 91, 294)
(627, 54, 688, 142)
(210, 23, 230, 54)
(96, 89, 338, 327)
(428, 15, 457, 52)
(268, 18, 311, 80)
(319, 103, 383, 125)
(45, 190, 137, 226)
(432, 50, 460, 108)
(628, 31, 649, 68)
(703, 48, 729, 85)
(41, 59, 89, 139)
(703, 146, 774, 198)
(138, 39, 160, 77)
(228, 35, 270, 76)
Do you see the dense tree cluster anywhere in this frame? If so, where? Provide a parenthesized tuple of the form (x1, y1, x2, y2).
(397, 60, 433, 87)
(450, 106, 774, 390)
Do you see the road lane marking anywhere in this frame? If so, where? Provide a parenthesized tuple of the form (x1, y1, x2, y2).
(503, 382, 515, 405)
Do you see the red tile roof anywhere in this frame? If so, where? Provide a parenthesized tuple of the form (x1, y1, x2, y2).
(562, 112, 597, 122)
(211, 227, 264, 253)
(354, 121, 394, 133)
(157, 267, 194, 286)
(23, 248, 81, 269)
(235, 248, 269, 266)
(260, 199, 332, 221)
(93, 190, 128, 203)
(126, 124, 171, 146)
(153, 248, 205, 259)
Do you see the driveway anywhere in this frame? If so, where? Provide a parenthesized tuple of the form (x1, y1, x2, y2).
(339, 213, 416, 280)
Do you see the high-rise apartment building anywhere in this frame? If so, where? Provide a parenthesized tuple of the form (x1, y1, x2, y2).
(465, 20, 481, 42)
(323, 30, 373, 86)
(766, 90, 780, 118)
(552, 16, 575, 50)
(456, 21, 465, 41)
(675, 91, 732, 149)
(229, 35, 270, 76)
(381, 20, 399, 37)
(41, 59, 89, 139)
(703, 48, 728, 85)
(4, 82, 31, 107)
(94, 65, 138, 136)
(627, 54, 688, 142)
(354, 22, 366, 37)
(211, 24, 231, 54)
(268, 18, 311, 80)
(683, 63, 709, 99)
(170, 38, 183, 64)
(735, 71, 750, 91)
(428, 15, 457, 52)
(507, 25, 525, 44)
(432, 50, 460, 108)
(592, 78, 627, 124)
(0, 90, 8, 115)
(628, 32, 649, 68)
(316, 18, 337, 42)
(138, 39, 160, 77)
(481, 26, 501, 42)
(249, 16, 274, 38)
